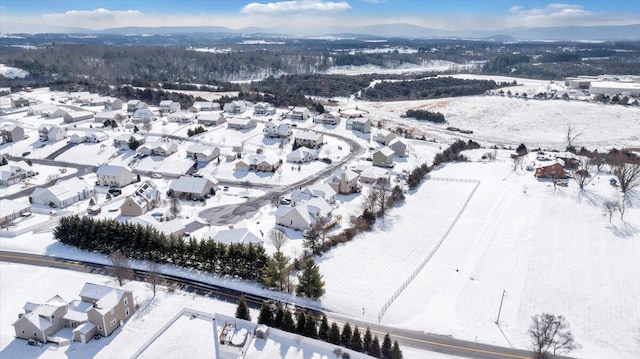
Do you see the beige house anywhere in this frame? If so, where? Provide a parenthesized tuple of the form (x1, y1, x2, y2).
(63, 110, 95, 123)
(138, 142, 178, 156)
(389, 139, 408, 157)
(13, 283, 135, 345)
(285, 107, 310, 121)
(324, 169, 360, 194)
(275, 197, 332, 231)
(294, 130, 324, 149)
(197, 113, 226, 126)
(235, 154, 281, 172)
(0, 199, 31, 226)
(120, 182, 160, 217)
(186, 144, 220, 163)
(314, 111, 341, 125)
(96, 165, 135, 188)
(372, 146, 395, 168)
(227, 117, 257, 130)
(167, 110, 194, 123)
(373, 129, 397, 146)
(189, 101, 219, 113)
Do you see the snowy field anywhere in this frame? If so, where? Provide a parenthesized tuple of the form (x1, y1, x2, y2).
(319, 150, 639, 359)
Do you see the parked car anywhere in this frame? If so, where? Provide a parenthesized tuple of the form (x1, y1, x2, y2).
(151, 173, 162, 179)
(320, 157, 332, 164)
(21, 151, 30, 156)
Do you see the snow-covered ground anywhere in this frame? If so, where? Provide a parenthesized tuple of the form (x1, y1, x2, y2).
(322, 60, 478, 76)
(0, 64, 29, 78)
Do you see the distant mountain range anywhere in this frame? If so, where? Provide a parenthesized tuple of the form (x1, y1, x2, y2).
(3, 21, 640, 41)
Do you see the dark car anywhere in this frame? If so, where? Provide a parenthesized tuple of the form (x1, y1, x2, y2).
(21, 151, 31, 157)
(320, 158, 332, 164)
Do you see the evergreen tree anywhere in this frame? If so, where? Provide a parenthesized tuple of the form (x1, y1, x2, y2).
(263, 251, 291, 291)
(303, 227, 321, 254)
(341, 322, 353, 348)
(235, 295, 251, 321)
(350, 325, 363, 352)
(257, 301, 273, 326)
(296, 258, 325, 299)
(318, 314, 330, 342)
(281, 310, 295, 332)
(391, 340, 403, 359)
(370, 336, 381, 358)
(363, 327, 372, 354)
(295, 311, 306, 334)
(303, 314, 318, 339)
(381, 333, 392, 359)
(128, 136, 140, 150)
(274, 303, 284, 329)
(329, 322, 341, 345)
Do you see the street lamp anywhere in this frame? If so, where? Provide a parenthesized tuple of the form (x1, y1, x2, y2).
(495, 289, 507, 325)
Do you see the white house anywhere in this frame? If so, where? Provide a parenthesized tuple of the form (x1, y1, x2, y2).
(28, 104, 58, 116)
(275, 197, 332, 231)
(89, 132, 108, 143)
(223, 100, 248, 114)
(132, 108, 154, 124)
(41, 107, 68, 118)
(159, 100, 180, 114)
(38, 124, 67, 142)
(207, 227, 263, 246)
(189, 101, 219, 113)
(372, 146, 395, 168)
(138, 142, 178, 157)
(197, 113, 226, 126)
(347, 118, 372, 133)
(227, 117, 257, 130)
(303, 182, 336, 204)
(285, 107, 310, 121)
(169, 175, 218, 200)
(286, 147, 318, 163)
(63, 110, 95, 123)
(314, 111, 341, 125)
(96, 165, 135, 188)
(69, 132, 88, 144)
(263, 121, 291, 138)
(0, 161, 35, 186)
(126, 100, 148, 112)
(0, 199, 31, 226)
(186, 144, 220, 163)
(30, 177, 94, 208)
(167, 110, 194, 123)
(294, 130, 324, 149)
(254, 102, 276, 116)
(104, 97, 124, 111)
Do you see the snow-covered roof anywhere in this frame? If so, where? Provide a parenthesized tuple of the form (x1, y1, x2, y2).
(211, 227, 263, 245)
(0, 199, 30, 218)
(96, 165, 132, 177)
(170, 176, 218, 195)
(31, 177, 92, 204)
(295, 130, 322, 141)
(187, 144, 218, 156)
(375, 146, 395, 157)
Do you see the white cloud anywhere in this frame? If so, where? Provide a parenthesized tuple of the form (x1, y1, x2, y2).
(41, 8, 143, 29)
(241, 0, 352, 14)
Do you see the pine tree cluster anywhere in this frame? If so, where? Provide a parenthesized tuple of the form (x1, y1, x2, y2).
(187, 126, 206, 137)
(54, 215, 268, 281)
(256, 303, 402, 359)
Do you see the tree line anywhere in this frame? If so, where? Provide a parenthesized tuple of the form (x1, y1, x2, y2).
(404, 109, 446, 123)
(361, 77, 503, 101)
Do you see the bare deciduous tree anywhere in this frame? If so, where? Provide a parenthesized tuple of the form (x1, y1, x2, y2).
(566, 123, 582, 150)
(169, 196, 181, 218)
(612, 156, 640, 194)
(529, 313, 577, 359)
(572, 158, 595, 190)
(146, 261, 162, 297)
(603, 201, 618, 223)
(110, 250, 133, 287)
(373, 179, 390, 216)
(267, 229, 288, 253)
(617, 197, 627, 221)
(512, 155, 523, 171)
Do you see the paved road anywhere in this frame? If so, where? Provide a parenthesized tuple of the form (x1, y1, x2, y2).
(0, 250, 576, 359)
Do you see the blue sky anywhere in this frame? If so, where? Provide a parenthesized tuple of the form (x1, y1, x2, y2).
(1, 0, 639, 33)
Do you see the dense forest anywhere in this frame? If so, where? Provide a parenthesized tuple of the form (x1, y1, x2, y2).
(361, 77, 503, 101)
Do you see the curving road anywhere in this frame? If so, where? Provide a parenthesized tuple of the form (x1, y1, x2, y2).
(0, 250, 576, 359)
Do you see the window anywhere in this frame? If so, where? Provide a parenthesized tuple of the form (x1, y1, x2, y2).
(124, 297, 128, 306)
(21, 330, 25, 334)
(125, 307, 130, 316)
(34, 333, 37, 337)
(110, 319, 116, 327)
(98, 325, 103, 331)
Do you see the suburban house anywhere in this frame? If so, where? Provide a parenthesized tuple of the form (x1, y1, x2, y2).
(359, 167, 391, 184)
(197, 113, 226, 126)
(389, 139, 408, 157)
(38, 124, 67, 142)
(126, 100, 148, 112)
(253, 102, 276, 116)
(553, 152, 581, 169)
(169, 175, 218, 200)
(0, 161, 36, 186)
(67, 91, 90, 101)
(41, 107, 68, 118)
(120, 181, 160, 217)
(263, 121, 292, 138)
(0, 199, 31, 226)
(373, 129, 397, 146)
(314, 111, 341, 125)
(285, 107, 310, 121)
(535, 161, 567, 179)
(89, 132, 109, 143)
(186, 144, 220, 163)
(287, 147, 318, 163)
(88, 96, 109, 106)
(223, 100, 248, 114)
(30, 177, 94, 208)
(113, 134, 145, 150)
(96, 165, 135, 188)
(28, 103, 59, 116)
(189, 101, 220, 113)
(235, 154, 281, 172)
(159, 100, 181, 114)
(127, 215, 186, 237)
(11, 96, 36, 108)
(205, 227, 263, 246)
(372, 147, 395, 168)
(104, 97, 124, 111)
(227, 117, 257, 130)
(275, 197, 333, 231)
(95, 111, 127, 124)
(63, 110, 95, 123)
(291, 183, 336, 206)
(13, 282, 135, 345)
(324, 169, 360, 194)
(131, 108, 155, 124)
(347, 118, 372, 133)
(69, 132, 88, 144)
(294, 130, 324, 149)
(167, 110, 195, 123)
(138, 142, 178, 157)
(1, 124, 25, 143)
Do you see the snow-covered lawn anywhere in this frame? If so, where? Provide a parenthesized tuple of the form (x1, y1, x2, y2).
(319, 151, 639, 359)
(56, 142, 118, 166)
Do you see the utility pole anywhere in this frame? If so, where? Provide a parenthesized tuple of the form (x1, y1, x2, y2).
(495, 290, 507, 325)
